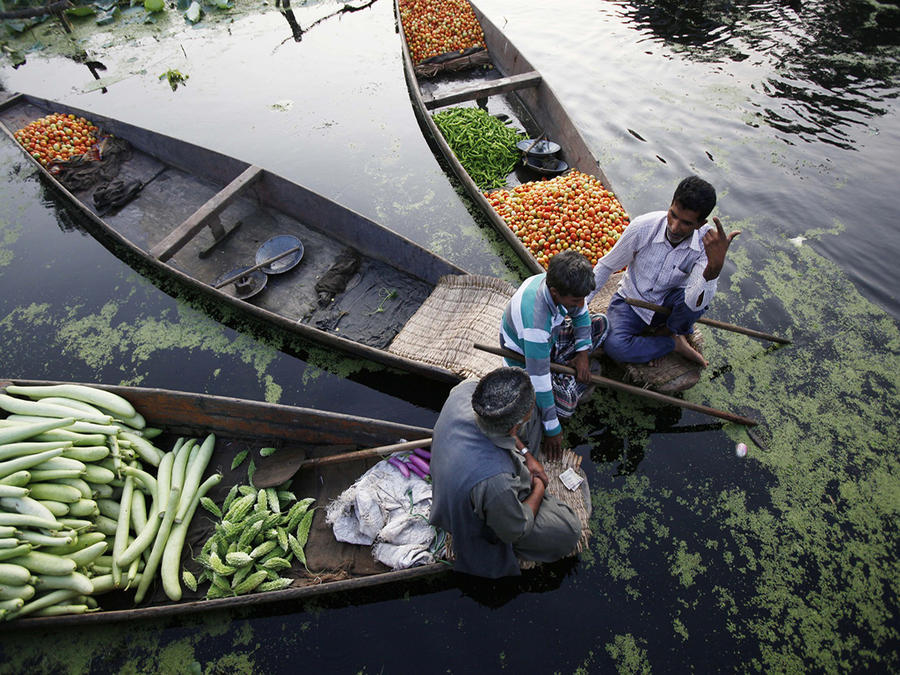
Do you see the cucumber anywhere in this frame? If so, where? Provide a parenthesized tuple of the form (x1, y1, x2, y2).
(4, 384, 138, 421)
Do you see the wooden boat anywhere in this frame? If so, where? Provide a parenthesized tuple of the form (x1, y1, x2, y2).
(0, 93, 469, 384)
(395, 0, 616, 275)
(0, 378, 449, 628)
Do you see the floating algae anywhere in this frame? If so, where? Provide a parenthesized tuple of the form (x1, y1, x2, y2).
(578, 223, 899, 671)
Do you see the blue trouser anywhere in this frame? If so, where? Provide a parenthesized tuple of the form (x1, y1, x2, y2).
(603, 288, 705, 364)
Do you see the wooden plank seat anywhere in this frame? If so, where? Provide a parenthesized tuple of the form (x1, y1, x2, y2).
(422, 71, 542, 110)
(149, 165, 263, 261)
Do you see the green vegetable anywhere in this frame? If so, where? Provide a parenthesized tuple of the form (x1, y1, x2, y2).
(10, 550, 76, 576)
(33, 571, 94, 594)
(0, 441, 73, 462)
(0, 417, 76, 446)
(4, 385, 138, 421)
(0, 448, 65, 480)
(432, 107, 525, 189)
(174, 434, 215, 524)
(133, 487, 181, 603)
(232, 569, 267, 595)
(0, 563, 31, 586)
(182, 570, 197, 592)
(0, 394, 112, 425)
(160, 473, 221, 601)
(200, 497, 221, 518)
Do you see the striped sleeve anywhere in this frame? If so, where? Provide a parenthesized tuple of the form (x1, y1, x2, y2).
(501, 275, 562, 437)
(571, 304, 592, 352)
(520, 279, 561, 437)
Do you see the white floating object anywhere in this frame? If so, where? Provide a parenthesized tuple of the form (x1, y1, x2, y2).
(735, 442, 748, 458)
(788, 235, 806, 247)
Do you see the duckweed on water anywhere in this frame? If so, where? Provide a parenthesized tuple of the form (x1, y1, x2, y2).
(577, 224, 898, 671)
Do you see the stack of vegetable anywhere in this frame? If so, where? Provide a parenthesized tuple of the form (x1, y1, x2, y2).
(13, 113, 99, 167)
(485, 169, 631, 268)
(386, 447, 431, 480)
(398, 0, 486, 64)
(193, 462, 316, 599)
(0, 383, 220, 620)
(433, 107, 525, 190)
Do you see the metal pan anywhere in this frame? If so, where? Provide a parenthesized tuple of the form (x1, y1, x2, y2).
(256, 235, 304, 274)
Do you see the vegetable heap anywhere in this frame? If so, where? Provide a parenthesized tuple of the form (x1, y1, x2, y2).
(193, 455, 315, 599)
(433, 107, 524, 190)
(0, 384, 220, 620)
(13, 113, 99, 167)
(398, 0, 486, 64)
(486, 170, 631, 268)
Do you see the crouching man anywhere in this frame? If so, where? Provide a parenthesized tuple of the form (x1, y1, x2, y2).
(429, 367, 582, 578)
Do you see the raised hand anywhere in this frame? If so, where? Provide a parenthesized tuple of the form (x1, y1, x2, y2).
(702, 216, 741, 280)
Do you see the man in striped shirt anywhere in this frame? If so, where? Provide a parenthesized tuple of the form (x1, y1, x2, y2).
(500, 251, 609, 459)
(587, 176, 741, 367)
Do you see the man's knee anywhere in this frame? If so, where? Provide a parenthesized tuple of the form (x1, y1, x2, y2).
(602, 329, 633, 362)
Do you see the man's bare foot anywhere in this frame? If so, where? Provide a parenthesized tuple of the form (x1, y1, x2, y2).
(673, 334, 708, 367)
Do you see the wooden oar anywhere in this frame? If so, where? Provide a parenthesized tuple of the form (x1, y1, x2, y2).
(474, 342, 758, 427)
(211, 246, 301, 289)
(623, 297, 791, 344)
(252, 438, 432, 488)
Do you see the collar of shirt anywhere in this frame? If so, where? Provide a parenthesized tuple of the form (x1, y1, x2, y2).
(475, 418, 520, 455)
(538, 276, 572, 318)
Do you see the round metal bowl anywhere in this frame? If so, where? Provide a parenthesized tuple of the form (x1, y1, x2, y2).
(214, 266, 268, 300)
(255, 235, 304, 274)
(523, 157, 569, 176)
(516, 139, 561, 157)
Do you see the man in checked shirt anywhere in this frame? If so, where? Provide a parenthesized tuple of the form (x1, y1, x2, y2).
(587, 175, 741, 368)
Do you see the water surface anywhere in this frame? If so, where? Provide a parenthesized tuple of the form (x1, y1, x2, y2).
(0, 0, 897, 671)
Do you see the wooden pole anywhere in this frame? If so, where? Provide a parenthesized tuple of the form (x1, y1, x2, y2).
(623, 297, 791, 344)
(211, 246, 300, 289)
(473, 342, 758, 427)
(300, 438, 433, 468)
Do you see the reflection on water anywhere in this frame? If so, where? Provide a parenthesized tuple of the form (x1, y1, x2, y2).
(616, 0, 900, 148)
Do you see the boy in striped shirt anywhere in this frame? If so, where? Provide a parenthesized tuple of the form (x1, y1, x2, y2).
(500, 251, 609, 459)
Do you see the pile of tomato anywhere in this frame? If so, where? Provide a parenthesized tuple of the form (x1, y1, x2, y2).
(398, 0, 486, 64)
(486, 170, 630, 268)
(13, 113, 99, 167)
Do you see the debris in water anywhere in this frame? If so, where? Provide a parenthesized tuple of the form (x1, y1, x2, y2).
(271, 99, 294, 112)
(159, 69, 189, 91)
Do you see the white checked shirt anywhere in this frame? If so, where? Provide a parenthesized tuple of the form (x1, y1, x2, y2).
(587, 210, 717, 323)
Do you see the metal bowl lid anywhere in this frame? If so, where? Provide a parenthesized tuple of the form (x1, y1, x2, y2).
(523, 157, 569, 176)
(214, 266, 268, 299)
(516, 139, 561, 156)
(255, 235, 304, 274)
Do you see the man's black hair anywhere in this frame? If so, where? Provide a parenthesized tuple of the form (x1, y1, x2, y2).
(546, 250, 595, 297)
(672, 175, 717, 220)
(472, 367, 534, 435)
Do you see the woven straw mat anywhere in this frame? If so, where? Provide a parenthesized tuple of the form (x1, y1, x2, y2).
(388, 274, 516, 379)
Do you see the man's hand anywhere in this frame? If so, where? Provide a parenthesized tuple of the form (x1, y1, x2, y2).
(703, 217, 741, 280)
(569, 350, 592, 383)
(525, 452, 549, 488)
(542, 433, 563, 461)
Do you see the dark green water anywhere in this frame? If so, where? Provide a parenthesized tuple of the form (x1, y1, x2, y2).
(0, 0, 897, 671)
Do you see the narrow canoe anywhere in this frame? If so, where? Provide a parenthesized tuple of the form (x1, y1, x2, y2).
(395, 0, 616, 274)
(0, 93, 468, 384)
(0, 378, 449, 629)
